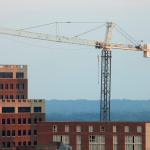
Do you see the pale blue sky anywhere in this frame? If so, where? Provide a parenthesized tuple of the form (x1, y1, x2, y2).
(0, 0, 150, 100)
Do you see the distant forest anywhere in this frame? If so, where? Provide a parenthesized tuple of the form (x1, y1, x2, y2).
(45, 99, 150, 121)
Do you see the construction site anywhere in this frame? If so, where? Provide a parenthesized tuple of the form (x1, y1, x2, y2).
(0, 21, 150, 150)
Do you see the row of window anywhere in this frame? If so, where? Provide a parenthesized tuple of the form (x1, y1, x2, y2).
(0, 83, 25, 90)
(1, 117, 42, 125)
(1, 129, 37, 136)
(1, 106, 42, 113)
(0, 95, 25, 99)
(1, 141, 37, 148)
(52, 125, 142, 133)
(0, 72, 24, 79)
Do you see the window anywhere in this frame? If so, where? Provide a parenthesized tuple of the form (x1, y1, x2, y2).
(16, 84, 20, 89)
(125, 136, 142, 150)
(18, 118, 21, 124)
(113, 126, 117, 133)
(10, 84, 13, 89)
(2, 107, 15, 113)
(53, 125, 57, 132)
(5, 95, 9, 99)
(137, 126, 142, 133)
(21, 95, 24, 99)
(12, 130, 15, 136)
(2, 142, 6, 147)
(76, 126, 81, 132)
(18, 107, 31, 113)
(124, 126, 129, 133)
(18, 141, 21, 146)
(28, 130, 31, 135)
(89, 126, 93, 132)
(7, 130, 10, 136)
(34, 141, 37, 145)
(0, 72, 13, 78)
(23, 118, 26, 124)
(100, 126, 105, 132)
(2, 119, 5, 124)
(16, 95, 20, 99)
(7, 142, 10, 147)
(10, 95, 13, 99)
(34, 118, 37, 124)
(2, 130, 5, 136)
(76, 135, 81, 150)
(23, 130, 26, 136)
(0, 95, 4, 99)
(23, 141, 26, 146)
(5, 84, 8, 89)
(7, 119, 10, 124)
(16, 72, 24, 78)
(53, 135, 69, 144)
(34, 130, 37, 135)
(28, 141, 31, 146)
(34, 107, 42, 112)
(39, 118, 42, 122)
(28, 118, 31, 124)
(12, 118, 15, 124)
(18, 130, 21, 136)
(0, 84, 3, 89)
(65, 125, 69, 132)
(113, 136, 118, 150)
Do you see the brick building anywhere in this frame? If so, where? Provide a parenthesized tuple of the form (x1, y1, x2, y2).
(37, 122, 150, 150)
(0, 65, 45, 149)
(0, 65, 150, 150)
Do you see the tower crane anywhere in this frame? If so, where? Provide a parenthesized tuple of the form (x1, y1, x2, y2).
(0, 22, 150, 121)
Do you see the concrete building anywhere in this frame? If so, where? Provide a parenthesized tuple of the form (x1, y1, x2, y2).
(0, 65, 45, 149)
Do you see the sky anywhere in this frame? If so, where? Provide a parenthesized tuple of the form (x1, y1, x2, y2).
(0, 0, 150, 100)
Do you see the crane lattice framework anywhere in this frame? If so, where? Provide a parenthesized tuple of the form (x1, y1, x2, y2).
(0, 22, 150, 121)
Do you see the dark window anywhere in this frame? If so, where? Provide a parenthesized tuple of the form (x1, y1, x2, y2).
(12, 142, 15, 147)
(23, 118, 26, 124)
(18, 130, 21, 136)
(16, 72, 24, 78)
(2, 119, 5, 124)
(7, 130, 10, 136)
(23, 130, 26, 136)
(5, 95, 9, 99)
(2, 107, 15, 113)
(0, 84, 3, 89)
(18, 141, 21, 146)
(10, 84, 13, 89)
(34, 107, 41, 112)
(28, 118, 31, 124)
(34, 118, 37, 124)
(23, 141, 26, 146)
(34, 130, 37, 135)
(2, 130, 5, 136)
(5, 84, 8, 89)
(21, 95, 24, 99)
(0, 95, 4, 99)
(10, 95, 13, 99)
(16, 84, 19, 89)
(12, 118, 15, 124)
(7, 142, 10, 147)
(28, 141, 31, 146)
(28, 130, 31, 135)
(12, 130, 15, 136)
(7, 119, 10, 124)
(0, 72, 13, 78)
(18, 107, 31, 113)
(18, 118, 21, 124)
(16, 95, 20, 99)
(39, 118, 42, 122)
(34, 141, 37, 145)
(2, 142, 6, 147)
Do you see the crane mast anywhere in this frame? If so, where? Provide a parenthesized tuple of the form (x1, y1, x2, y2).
(100, 22, 114, 121)
(0, 22, 150, 122)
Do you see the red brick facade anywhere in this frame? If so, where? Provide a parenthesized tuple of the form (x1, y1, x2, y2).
(37, 122, 147, 150)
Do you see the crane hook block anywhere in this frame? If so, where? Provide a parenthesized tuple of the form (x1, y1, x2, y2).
(143, 44, 150, 58)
